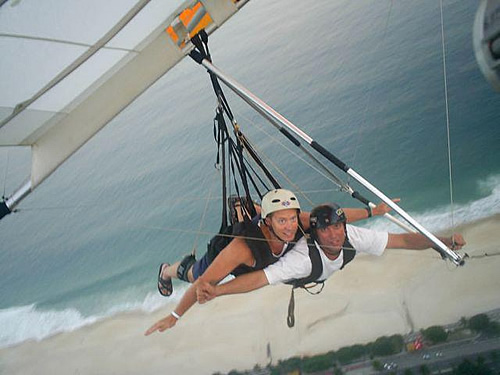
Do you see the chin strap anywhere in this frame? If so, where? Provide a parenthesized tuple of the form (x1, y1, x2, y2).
(266, 222, 288, 245)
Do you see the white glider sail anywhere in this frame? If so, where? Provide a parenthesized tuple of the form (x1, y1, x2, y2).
(0, 0, 248, 218)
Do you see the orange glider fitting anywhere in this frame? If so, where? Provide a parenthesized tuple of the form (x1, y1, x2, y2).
(166, 2, 213, 47)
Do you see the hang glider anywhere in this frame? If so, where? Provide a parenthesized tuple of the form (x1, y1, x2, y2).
(0, 0, 465, 267)
(0, 0, 248, 219)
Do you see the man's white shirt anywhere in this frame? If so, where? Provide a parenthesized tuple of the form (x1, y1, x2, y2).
(264, 224, 389, 285)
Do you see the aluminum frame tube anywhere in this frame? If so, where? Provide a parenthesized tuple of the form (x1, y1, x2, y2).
(0, 179, 32, 220)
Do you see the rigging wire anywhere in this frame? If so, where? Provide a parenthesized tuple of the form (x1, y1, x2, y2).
(11, 187, 345, 215)
(189, 171, 218, 257)
(439, 0, 456, 234)
(2, 149, 9, 199)
(238, 113, 350, 191)
(232, 110, 418, 234)
(0, 33, 139, 53)
(229, 110, 354, 208)
(139, 222, 500, 262)
(236, 127, 315, 206)
(233, 110, 350, 196)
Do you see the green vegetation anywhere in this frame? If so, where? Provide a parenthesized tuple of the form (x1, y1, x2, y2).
(455, 313, 500, 338)
(336, 344, 364, 364)
(372, 359, 383, 371)
(213, 311, 500, 375)
(453, 356, 494, 375)
(468, 314, 500, 335)
(275, 356, 302, 374)
(371, 334, 404, 356)
(469, 314, 491, 331)
(421, 325, 448, 344)
(301, 352, 335, 373)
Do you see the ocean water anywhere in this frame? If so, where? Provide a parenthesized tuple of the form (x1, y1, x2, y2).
(0, 0, 499, 349)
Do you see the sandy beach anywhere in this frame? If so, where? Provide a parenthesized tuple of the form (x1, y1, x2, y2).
(1, 215, 499, 375)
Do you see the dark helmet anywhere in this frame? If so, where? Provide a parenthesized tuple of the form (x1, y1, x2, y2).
(309, 203, 346, 232)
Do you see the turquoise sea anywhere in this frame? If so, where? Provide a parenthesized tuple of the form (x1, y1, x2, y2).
(0, 0, 499, 349)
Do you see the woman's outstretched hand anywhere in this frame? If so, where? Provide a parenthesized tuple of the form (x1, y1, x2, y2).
(144, 314, 178, 336)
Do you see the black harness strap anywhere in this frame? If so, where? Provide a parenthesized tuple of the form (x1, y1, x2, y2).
(286, 236, 324, 328)
(213, 100, 257, 224)
(214, 107, 228, 229)
(237, 132, 280, 189)
(341, 243, 356, 269)
(286, 235, 357, 328)
(289, 237, 324, 288)
(287, 288, 295, 328)
(191, 30, 284, 227)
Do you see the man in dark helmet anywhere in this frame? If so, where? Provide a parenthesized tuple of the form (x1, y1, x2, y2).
(305, 202, 387, 273)
(195, 203, 466, 302)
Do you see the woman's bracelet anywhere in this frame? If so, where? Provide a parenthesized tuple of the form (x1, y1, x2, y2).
(171, 311, 181, 320)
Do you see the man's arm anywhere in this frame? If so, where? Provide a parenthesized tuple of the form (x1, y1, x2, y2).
(386, 232, 466, 250)
(344, 199, 400, 223)
(197, 237, 313, 303)
(299, 199, 399, 230)
(197, 270, 269, 304)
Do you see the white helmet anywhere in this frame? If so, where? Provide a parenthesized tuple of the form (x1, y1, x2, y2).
(261, 189, 301, 219)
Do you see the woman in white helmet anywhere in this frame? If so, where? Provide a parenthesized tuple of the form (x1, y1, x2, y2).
(146, 189, 392, 336)
(155, 189, 303, 297)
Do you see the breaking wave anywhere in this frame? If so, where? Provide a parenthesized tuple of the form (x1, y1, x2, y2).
(367, 174, 500, 233)
(0, 284, 190, 349)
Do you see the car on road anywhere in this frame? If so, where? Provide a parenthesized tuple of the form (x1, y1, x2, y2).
(383, 362, 398, 370)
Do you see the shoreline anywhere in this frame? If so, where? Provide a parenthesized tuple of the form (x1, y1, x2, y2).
(1, 215, 499, 375)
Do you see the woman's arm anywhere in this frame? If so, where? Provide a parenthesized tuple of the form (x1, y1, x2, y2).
(197, 270, 269, 304)
(144, 237, 254, 336)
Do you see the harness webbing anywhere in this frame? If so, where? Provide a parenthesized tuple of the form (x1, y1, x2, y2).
(289, 237, 324, 289)
(286, 236, 357, 328)
(191, 31, 281, 229)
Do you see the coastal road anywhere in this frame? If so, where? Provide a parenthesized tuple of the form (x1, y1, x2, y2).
(344, 336, 500, 374)
(382, 336, 500, 373)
